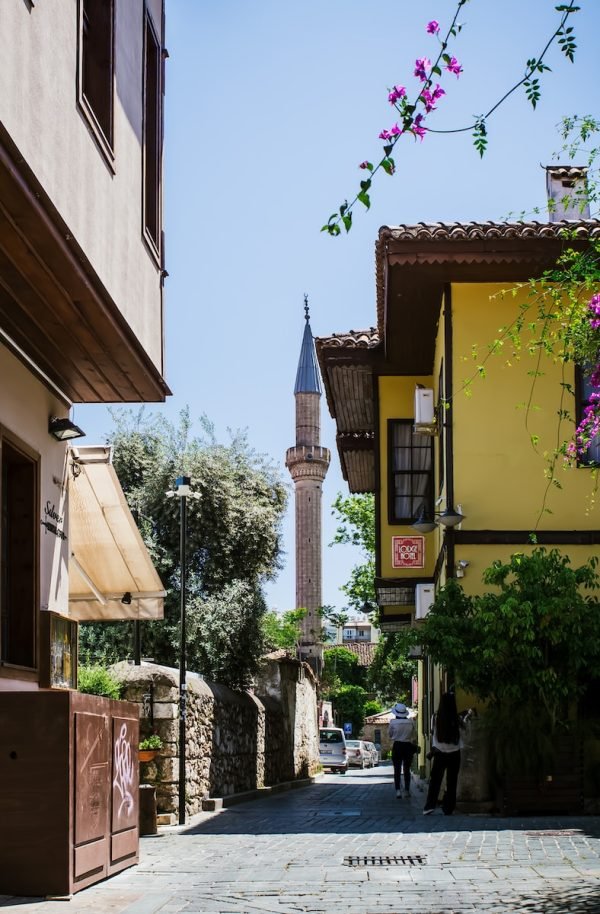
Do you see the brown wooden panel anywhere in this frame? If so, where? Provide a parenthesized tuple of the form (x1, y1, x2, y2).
(0, 691, 70, 896)
(111, 827, 138, 864)
(111, 716, 139, 834)
(73, 837, 107, 879)
(74, 711, 110, 846)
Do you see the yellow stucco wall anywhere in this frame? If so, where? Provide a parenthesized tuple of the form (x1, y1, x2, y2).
(378, 375, 437, 581)
(452, 282, 598, 531)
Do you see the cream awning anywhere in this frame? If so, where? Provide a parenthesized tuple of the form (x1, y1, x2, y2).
(68, 445, 166, 621)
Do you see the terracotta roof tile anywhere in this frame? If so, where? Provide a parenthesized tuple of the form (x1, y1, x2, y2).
(316, 328, 380, 349)
(325, 641, 377, 667)
(378, 219, 600, 242)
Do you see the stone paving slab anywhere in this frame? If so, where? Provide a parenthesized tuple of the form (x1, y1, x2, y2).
(1, 768, 600, 913)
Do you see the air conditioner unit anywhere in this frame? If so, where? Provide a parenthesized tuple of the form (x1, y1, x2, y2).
(414, 388, 437, 435)
(415, 583, 435, 620)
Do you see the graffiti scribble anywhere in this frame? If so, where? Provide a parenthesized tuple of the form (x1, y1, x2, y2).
(113, 723, 134, 816)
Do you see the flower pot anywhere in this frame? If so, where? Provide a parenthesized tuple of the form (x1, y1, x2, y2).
(139, 749, 158, 763)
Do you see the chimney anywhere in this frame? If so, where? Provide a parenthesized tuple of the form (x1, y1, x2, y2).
(546, 166, 590, 221)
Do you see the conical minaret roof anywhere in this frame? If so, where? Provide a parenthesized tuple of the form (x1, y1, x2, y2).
(294, 296, 322, 394)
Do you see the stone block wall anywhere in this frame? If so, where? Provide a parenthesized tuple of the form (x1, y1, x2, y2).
(112, 653, 319, 818)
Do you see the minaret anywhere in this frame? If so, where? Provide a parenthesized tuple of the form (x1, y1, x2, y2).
(285, 297, 330, 674)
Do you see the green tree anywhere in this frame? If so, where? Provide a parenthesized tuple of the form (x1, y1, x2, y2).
(321, 646, 366, 692)
(79, 408, 287, 688)
(420, 548, 600, 775)
(262, 607, 307, 654)
(368, 631, 417, 706)
(330, 493, 376, 612)
(328, 684, 369, 738)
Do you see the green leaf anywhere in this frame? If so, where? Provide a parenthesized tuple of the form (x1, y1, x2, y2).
(342, 211, 353, 233)
(357, 191, 371, 210)
(382, 157, 395, 176)
(432, 65, 442, 76)
(360, 179, 371, 191)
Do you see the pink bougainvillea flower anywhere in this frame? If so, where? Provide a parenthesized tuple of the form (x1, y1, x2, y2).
(412, 113, 427, 140)
(388, 85, 407, 105)
(591, 364, 600, 388)
(588, 293, 600, 329)
(445, 56, 463, 76)
(426, 20, 440, 34)
(379, 124, 402, 141)
(414, 57, 431, 82)
(421, 83, 446, 112)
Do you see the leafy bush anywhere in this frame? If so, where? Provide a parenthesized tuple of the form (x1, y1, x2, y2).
(78, 664, 122, 699)
(139, 735, 163, 750)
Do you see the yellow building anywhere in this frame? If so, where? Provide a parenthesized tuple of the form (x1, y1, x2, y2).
(317, 169, 600, 809)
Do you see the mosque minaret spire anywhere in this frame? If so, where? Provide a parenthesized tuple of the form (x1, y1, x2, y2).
(285, 296, 331, 673)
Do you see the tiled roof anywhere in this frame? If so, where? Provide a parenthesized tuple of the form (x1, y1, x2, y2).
(378, 219, 600, 242)
(316, 328, 380, 349)
(325, 641, 377, 667)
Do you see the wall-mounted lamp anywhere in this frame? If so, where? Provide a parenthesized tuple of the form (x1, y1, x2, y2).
(455, 560, 470, 579)
(412, 504, 466, 534)
(49, 416, 86, 441)
(121, 591, 132, 605)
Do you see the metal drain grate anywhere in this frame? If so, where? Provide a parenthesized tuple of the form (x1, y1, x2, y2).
(344, 854, 427, 867)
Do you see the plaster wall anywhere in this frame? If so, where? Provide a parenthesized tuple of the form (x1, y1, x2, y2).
(451, 282, 599, 531)
(0, 0, 164, 371)
(378, 375, 437, 580)
(0, 343, 71, 690)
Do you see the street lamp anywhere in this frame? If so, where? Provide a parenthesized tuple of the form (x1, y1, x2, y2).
(166, 475, 199, 825)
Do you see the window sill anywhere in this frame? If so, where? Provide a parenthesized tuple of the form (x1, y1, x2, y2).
(0, 664, 38, 682)
(142, 226, 161, 269)
(77, 95, 116, 175)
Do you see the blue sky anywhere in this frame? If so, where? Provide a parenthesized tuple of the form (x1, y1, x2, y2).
(78, 0, 600, 614)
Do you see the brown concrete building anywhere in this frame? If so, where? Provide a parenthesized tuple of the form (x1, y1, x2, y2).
(285, 300, 330, 672)
(0, 0, 168, 895)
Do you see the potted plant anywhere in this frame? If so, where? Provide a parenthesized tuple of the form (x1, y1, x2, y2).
(139, 734, 163, 762)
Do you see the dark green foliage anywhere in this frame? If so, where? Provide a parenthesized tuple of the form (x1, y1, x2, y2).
(364, 699, 384, 717)
(78, 664, 122, 699)
(262, 608, 307, 653)
(79, 408, 287, 688)
(328, 684, 369, 738)
(330, 493, 376, 612)
(368, 631, 417, 705)
(322, 646, 366, 691)
(420, 548, 600, 775)
(186, 581, 267, 690)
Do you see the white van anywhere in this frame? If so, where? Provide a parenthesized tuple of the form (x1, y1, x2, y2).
(319, 727, 348, 774)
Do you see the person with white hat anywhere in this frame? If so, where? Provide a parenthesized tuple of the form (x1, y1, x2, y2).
(388, 702, 416, 798)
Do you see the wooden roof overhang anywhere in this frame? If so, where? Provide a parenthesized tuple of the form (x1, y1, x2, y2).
(316, 330, 381, 493)
(376, 221, 600, 374)
(0, 125, 170, 403)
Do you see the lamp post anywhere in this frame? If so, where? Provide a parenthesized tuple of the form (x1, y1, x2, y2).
(169, 475, 193, 825)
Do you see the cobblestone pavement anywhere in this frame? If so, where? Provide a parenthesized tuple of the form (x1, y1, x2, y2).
(2, 765, 600, 913)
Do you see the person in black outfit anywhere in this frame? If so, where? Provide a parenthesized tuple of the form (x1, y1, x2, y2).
(423, 691, 463, 816)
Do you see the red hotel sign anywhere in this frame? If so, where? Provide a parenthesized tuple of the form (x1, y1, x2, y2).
(392, 536, 425, 569)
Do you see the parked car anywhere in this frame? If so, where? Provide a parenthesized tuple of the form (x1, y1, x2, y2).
(345, 739, 372, 768)
(319, 727, 348, 773)
(363, 741, 379, 767)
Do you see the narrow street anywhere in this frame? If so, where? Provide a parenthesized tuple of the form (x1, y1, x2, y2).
(2, 764, 600, 914)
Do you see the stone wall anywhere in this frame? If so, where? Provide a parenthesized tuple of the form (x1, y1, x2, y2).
(112, 653, 319, 818)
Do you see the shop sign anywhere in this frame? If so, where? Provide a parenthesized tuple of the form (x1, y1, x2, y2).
(392, 535, 425, 569)
(41, 500, 67, 541)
